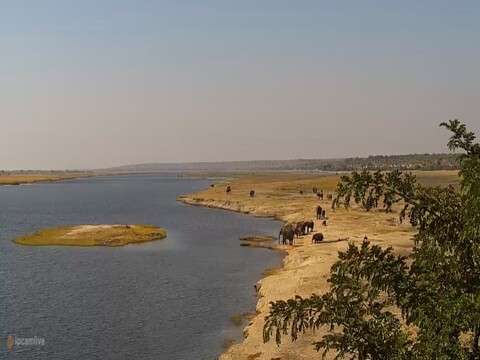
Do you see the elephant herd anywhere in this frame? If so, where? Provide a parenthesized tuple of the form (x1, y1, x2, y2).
(221, 183, 333, 245)
(224, 185, 333, 203)
(278, 202, 333, 245)
(278, 220, 316, 245)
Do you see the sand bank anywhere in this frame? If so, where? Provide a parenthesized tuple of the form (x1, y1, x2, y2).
(179, 173, 423, 360)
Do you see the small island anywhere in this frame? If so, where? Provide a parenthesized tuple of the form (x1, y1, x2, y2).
(13, 224, 167, 247)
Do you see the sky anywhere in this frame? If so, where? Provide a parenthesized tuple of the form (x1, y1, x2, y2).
(1, 0, 479, 170)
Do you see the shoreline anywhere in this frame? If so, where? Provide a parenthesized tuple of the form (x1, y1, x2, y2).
(178, 197, 278, 218)
(179, 195, 292, 358)
(178, 195, 300, 356)
(178, 173, 422, 360)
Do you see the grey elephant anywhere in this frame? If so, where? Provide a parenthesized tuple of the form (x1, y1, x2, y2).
(278, 223, 295, 245)
(312, 233, 324, 243)
(305, 220, 314, 233)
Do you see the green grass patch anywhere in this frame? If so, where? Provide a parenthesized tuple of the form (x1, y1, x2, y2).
(222, 338, 235, 350)
(263, 267, 281, 277)
(239, 235, 276, 243)
(231, 313, 244, 326)
(414, 170, 461, 188)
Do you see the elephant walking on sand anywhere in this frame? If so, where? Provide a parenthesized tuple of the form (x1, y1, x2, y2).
(312, 233, 324, 243)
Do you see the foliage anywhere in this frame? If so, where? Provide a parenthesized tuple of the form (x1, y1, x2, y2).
(263, 120, 480, 359)
(339, 153, 459, 172)
(332, 170, 417, 213)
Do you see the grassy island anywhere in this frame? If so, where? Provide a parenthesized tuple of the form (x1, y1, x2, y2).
(0, 173, 95, 186)
(13, 224, 167, 246)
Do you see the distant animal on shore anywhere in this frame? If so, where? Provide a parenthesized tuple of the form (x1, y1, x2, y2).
(327, 194, 333, 201)
(317, 192, 323, 200)
(322, 220, 328, 226)
(210, 184, 215, 187)
(312, 187, 318, 194)
(316, 206, 323, 219)
(279, 224, 295, 245)
(226, 186, 231, 194)
(299, 190, 304, 195)
(312, 233, 324, 243)
(250, 190, 255, 197)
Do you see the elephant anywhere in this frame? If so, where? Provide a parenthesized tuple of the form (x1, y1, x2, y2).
(295, 221, 307, 237)
(250, 190, 255, 197)
(316, 206, 323, 219)
(279, 224, 295, 245)
(327, 194, 333, 201)
(312, 233, 324, 244)
(226, 186, 231, 194)
(305, 220, 314, 233)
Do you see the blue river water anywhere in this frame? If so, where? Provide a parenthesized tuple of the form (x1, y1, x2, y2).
(0, 174, 283, 359)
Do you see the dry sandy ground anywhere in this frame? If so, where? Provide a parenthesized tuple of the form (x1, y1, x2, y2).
(179, 172, 429, 360)
(67, 224, 118, 235)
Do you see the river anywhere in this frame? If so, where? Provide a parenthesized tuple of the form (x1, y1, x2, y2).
(0, 174, 283, 359)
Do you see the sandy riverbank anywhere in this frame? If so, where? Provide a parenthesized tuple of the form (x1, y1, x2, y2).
(180, 172, 457, 360)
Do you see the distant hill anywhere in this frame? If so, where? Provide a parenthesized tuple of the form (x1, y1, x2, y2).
(105, 153, 460, 173)
(105, 159, 344, 173)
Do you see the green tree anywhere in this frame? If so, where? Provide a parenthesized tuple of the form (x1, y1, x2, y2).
(332, 169, 417, 213)
(263, 120, 480, 359)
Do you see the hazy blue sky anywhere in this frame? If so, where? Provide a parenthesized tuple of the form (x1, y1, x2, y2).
(1, 0, 479, 169)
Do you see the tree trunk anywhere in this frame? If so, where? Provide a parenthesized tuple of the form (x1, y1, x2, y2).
(473, 327, 480, 353)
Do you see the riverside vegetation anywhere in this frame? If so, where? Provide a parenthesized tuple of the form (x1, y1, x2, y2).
(263, 120, 480, 359)
(179, 121, 473, 360)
